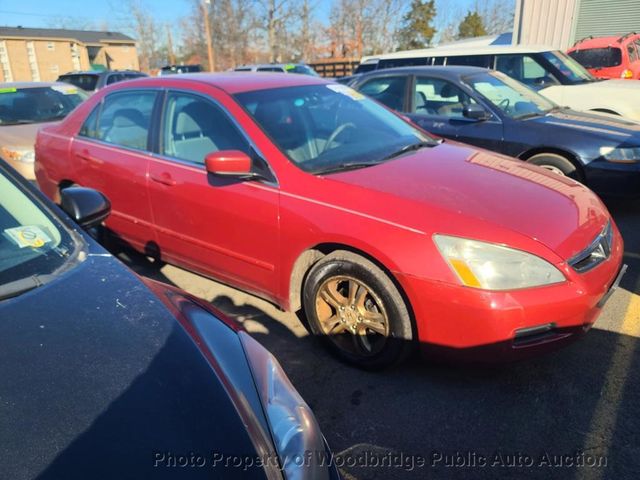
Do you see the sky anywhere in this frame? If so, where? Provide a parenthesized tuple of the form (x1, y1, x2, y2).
(0, 0, 488, 31)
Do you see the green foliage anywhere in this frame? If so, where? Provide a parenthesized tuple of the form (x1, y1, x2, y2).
(397, 0, 437, 50)
(457, 11, 487, 39)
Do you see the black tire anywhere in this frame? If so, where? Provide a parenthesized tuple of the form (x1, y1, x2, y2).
(302, 250, 415, 369)
(527, 153, 582, 182)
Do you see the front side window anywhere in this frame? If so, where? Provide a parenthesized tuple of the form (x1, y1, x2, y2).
(627, 43, 638, 63)
(0, 86, 86, 126)
(495, 54, 559, 88)
(235, 84, 435, 174)
(568, 48, 622, 68)
(358, 76, 407, 111)
(257, 67, 284, 72)
(414, 77, 476, 118)
(96, 91, 156, 150)
(541, 51, 595, 84)
(162, 92, 249, 164)
(465, 71, 555, 119)
(0, 165, 78, 289)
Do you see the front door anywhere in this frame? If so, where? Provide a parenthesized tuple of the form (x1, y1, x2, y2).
(147, 90, 280, 298)
(408, 76, 503, 151)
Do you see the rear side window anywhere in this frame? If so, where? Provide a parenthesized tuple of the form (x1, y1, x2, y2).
(627, 44, 638, 63)
(257, 67, 284, 72)
(106, 74, 124, 85)
(358, 76, 407, 111)
(94, 91, 157, 150)
(79, 104, 100, 138)
(378, 57, 431, 69)
(446, 55, 493, 68)
(568, 48, 622, 68)
(162, 92, 249, 164)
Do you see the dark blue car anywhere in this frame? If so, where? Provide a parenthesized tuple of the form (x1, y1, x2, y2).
(349, 66, 640, 197)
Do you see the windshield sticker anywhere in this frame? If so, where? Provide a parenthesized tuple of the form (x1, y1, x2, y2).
(326, 84, 365, 100)
(4, 225, 52, 249)
(51, 85, 78, 95)
(284, 64, 295, 71)
(0, 87, 17, 94)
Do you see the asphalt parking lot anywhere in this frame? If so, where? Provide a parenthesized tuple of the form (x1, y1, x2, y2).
(118, 198, 640, 480)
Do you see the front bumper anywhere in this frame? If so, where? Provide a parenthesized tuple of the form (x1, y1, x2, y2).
(585, 159, 640, 198)
(397, 225, 624, 361)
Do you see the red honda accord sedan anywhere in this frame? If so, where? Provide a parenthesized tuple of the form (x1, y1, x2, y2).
(35, 73, 625, 368)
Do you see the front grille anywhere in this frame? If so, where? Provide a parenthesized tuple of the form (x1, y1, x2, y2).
(569, 221, 613, 273)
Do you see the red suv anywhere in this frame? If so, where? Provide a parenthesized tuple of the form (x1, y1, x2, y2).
(34, 74, 624, 368)
(568, 33, 640, 79)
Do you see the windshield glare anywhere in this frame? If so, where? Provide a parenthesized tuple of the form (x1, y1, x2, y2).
(466, 71, 556, 119)
(235, 84, 434, 173)
(0, 86, 87, 125)
(542, 51, 595, 83)
(0, 168, 75, 286)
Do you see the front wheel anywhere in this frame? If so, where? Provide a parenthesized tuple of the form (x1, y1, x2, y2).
(527, 153, 582, 182)
(302, 251, 415, 369)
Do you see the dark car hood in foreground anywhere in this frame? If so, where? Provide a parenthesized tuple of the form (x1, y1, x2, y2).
(0, 252, 266, 479)
(527, 109, 640, 142)
(327, 142, 609, 260)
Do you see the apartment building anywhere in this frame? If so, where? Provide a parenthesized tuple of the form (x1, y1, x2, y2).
(0, 26, 139, 82)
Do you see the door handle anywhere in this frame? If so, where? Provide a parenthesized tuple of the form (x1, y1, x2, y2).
(77, 149, 97, 163)
(150, 172, 176, 186)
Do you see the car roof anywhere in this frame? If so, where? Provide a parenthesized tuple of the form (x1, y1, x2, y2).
(570, 34, 639, 49)
(0, 81, 79, 89)
(121, 72, 327, 94)
(355, 65, 491, 80)
(361, 44, 556, 63)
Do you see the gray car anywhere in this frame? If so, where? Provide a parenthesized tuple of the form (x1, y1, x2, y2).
(234, 63, 319, 76)
(57, 70, 148, 93)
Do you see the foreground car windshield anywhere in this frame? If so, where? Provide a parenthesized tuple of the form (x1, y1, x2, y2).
(0, 86, 86, 125)
(235, 84, 435, 173)
(466, 71, 556, 119)
(0, 168, 75, 287)
(542, 51, 596, 84)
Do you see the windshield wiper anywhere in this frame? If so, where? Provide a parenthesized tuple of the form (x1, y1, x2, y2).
(314, 161, 384, 175)
(0, 274, 56, 301)
(382, 141, 434, 161)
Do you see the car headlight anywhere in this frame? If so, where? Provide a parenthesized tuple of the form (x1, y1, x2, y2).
(0, 147, 35, 164)
(434, 235, 565, 290)
(599, 146, 640, 163)
(240, 331, 330, 480)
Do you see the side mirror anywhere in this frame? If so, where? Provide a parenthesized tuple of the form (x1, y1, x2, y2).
(205, 150, 253, 177)
(463, 104, 490, 121)
(60, 187, 111, 229)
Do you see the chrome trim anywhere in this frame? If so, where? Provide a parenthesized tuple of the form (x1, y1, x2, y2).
(568, 221, 613, 273)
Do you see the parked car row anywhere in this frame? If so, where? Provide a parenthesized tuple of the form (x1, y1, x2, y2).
(355, 44, 640, 120)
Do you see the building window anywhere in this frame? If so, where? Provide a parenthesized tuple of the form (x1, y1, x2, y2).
(47, 42, 55, 51)
(26, 41, 41, 81)
(0, 41, 13, 82)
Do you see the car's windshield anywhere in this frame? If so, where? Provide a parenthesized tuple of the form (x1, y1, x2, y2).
(0, 86, 87, 125)
(541, 51, 596, 84)
(235, 84, 436, 174)
(0, 165, 77, 288)
(58, 74, 100, 92)
(465, 71, 556, 119)
(568, 47, 622, 69)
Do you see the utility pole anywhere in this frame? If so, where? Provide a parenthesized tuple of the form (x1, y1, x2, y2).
(166, 24, 176, 65)
(201, 0, 215, 71)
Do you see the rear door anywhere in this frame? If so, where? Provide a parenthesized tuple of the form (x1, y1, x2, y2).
(407, 75, 503, 150)
(70, 89, 158, 249)
(146, 89, 280, 299)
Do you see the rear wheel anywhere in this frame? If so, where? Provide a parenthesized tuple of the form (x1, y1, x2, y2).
(302, 251, 415, 369)
(527, 153, 582, 182)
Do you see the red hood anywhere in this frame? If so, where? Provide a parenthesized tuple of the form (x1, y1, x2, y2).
(325, 142, 609, 261)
